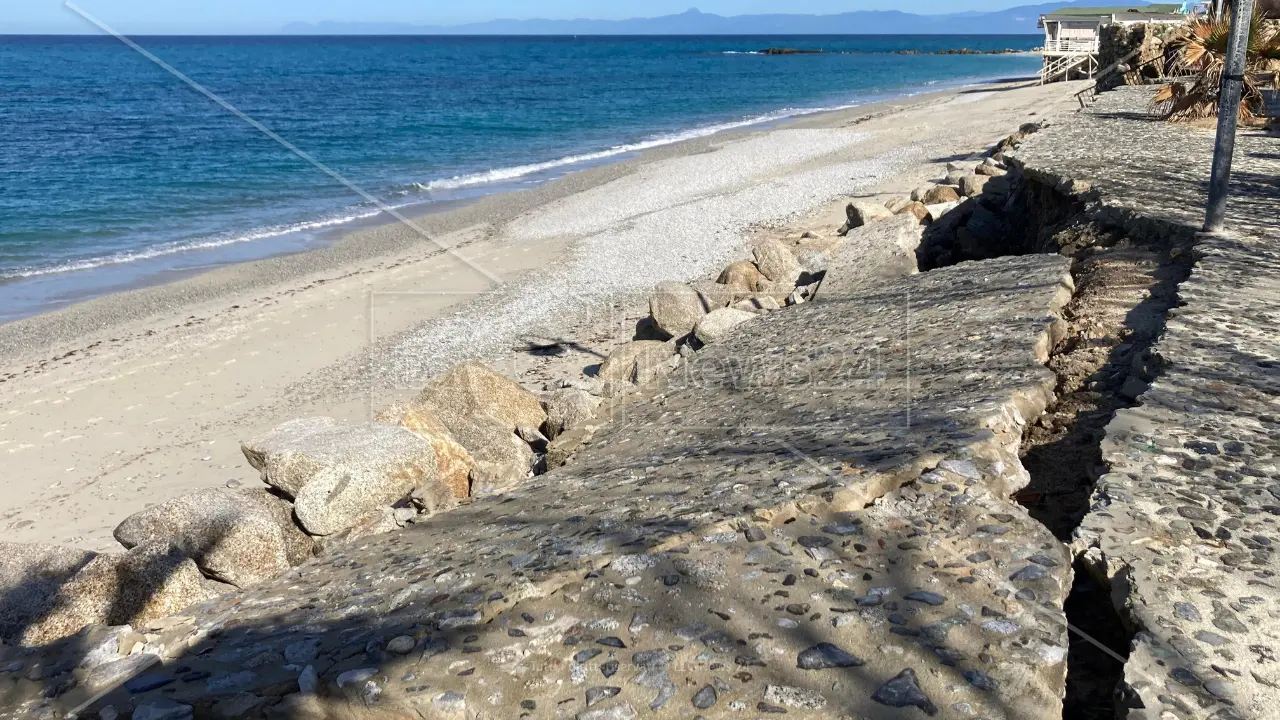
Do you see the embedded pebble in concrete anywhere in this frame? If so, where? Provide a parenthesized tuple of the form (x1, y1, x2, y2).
(12, 254, 1078, 719)
(1016, 86, 1280, 720)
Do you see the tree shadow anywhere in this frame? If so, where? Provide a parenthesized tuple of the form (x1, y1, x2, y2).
(2, 258, 1079, 719)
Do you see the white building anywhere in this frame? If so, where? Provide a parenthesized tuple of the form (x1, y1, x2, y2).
(1038, 4, 1187, 83)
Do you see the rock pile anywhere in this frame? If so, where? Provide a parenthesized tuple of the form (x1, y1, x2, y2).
(832, 155, 1014, 273)
(0, 359, 595, 649)
(599, 212, 928, 399)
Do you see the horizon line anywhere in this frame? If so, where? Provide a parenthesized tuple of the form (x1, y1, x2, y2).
(0, 31, 1047, 37)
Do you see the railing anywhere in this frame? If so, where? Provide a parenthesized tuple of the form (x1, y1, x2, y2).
(1040, 53, 1097, 85)
(1043, 38, 1101, 53)
(1073, 48, 1141, 102)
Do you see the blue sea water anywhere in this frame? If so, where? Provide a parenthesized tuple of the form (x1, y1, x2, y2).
(0, 35, 1041, 317)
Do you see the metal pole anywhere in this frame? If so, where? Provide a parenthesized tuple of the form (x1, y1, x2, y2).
(1203, 0, 1255, 232)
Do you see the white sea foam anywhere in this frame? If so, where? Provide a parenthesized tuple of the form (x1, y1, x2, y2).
(411, 102, 865, 193)
(1, 209, 382, 280)
(3, 75, 1001, 285)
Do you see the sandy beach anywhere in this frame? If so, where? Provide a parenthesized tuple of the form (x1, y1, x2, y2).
(0, 78, 1089, 553)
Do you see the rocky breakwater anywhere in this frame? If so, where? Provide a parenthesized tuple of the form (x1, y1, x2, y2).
(48, 230, 1089, 720)
(0, 357, 610, 715)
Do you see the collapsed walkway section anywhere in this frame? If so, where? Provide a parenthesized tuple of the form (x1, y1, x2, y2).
(41, 254, 1081, 720)
(1011, 85, 1280, 720)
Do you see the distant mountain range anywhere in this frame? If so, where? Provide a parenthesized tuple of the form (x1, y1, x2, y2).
(281, 1, 1164, 36)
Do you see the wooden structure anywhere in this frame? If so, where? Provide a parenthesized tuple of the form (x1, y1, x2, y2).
(1038, 4, 1185, 83)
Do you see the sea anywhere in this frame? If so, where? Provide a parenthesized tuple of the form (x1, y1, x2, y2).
(0, 35, 1042, 320)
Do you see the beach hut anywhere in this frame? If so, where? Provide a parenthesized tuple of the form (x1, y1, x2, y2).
(1038, 4, 1187, 82)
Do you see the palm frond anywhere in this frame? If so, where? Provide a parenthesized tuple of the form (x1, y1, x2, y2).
(1151, 13, 1275, 121)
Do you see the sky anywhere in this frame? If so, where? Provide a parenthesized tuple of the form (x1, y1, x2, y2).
(5, 0, 1043, 34)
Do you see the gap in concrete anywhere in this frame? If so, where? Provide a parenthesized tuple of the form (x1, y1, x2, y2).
(915, 142, 1195, 717)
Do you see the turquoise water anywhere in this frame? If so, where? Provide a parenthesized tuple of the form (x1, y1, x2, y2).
(0, 35, 1041, 315)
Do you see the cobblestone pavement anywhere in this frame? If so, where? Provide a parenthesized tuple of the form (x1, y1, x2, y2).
(1017, 86, 1280, 720)
(1015, 85, 1279, 244)
(2, 254, 1081, 719)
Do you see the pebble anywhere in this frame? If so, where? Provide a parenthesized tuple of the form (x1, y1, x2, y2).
(386, 635, 416, 654)
(797, 642, 864, 669)
(1195, 630, 1230, 646)
(433, 692, 466, 714)
(964, 669, 999, 691)
(871, 668, 938, 715)
(1008, 565, 1046, 582)
(981, 619, 1019, 635)
(764, 684, 827, 709)
(822, 523, 861, 536)
(1173, 602, 1201, 622)
(298, 665, 317, 695)
(904, 591, 946, 606)
(336, 668, 378, 688)
(131, 698, 193, 720)
(692, 685, 718, 709)
(632, 650, 673, 669)
(586, 686, 622, 707)
(125, 674, 174, 693)
(577, 703, 638, 720)
(1177, 506, 1215, 522)
(939, 459, 981, 479)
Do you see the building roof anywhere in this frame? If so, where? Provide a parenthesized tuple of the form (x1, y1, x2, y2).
(1042, 4, 1182, 18)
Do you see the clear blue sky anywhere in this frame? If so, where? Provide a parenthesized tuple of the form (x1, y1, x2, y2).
(7, 0, 1035, 34)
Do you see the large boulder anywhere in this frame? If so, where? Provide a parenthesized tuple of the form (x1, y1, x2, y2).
(242, 420, 442, 536)
(925, 201, 962, 225)
(598, 340, 678, 385)
(716, 260, 765, 292)
(817, 214, 924, 301)
(909, 184, 936, 202)
(0, 543, 98, 642)
(541, 389, 601, 440)
(291, 429, 439, 537)
(922, 185, 961, 205)
(792, 248, 829, 275)
(884, 197, 913, 213)
(732, 294, 782, 313)
(378, 404, 473, 501)
(447, 413, 538, 497)
(693, 308, 759, 345)
(545, 427, 594, 469)
(18, 541, 217, 646)
(976, 158, 1007, 177)
(895, 201, 930, 224)
(648, 281, 708, 339)
(752, 239, 803, 285)
(690, 280, 736, 311)
(959, 174, 990, 198)
(113, 489, 313, 588)
(400, 362, 546, 499)
(241, 417, 340, 497)
(843, 201, 893, 233)
(413, 362, 546, 434)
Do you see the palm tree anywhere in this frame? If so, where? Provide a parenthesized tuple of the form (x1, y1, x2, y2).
(1151, 11, 1280, 121)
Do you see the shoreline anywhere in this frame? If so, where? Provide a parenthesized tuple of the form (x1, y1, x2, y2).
(0, 71, 1036, 342)
(0, 77, 1088, 552)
